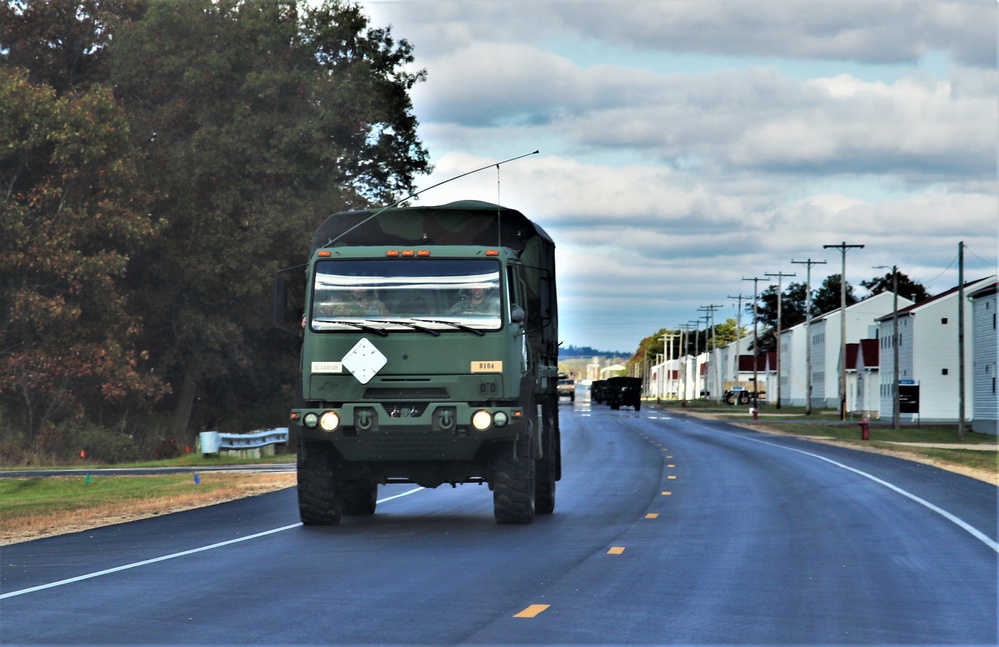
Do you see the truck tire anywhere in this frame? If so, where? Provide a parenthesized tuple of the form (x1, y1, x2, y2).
(634, 400, 641, 411)
(493, 438, 536, 524)
(297, 441, 342, 526)
(342, 480, 378, 516)
(535, 427, 557, 515)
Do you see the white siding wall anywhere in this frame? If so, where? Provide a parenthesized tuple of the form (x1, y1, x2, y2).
(779, 325, 808, 406)
(908, 295, 976, 422)
(812, 319, 828, 407)
(972, 292, 998, 434)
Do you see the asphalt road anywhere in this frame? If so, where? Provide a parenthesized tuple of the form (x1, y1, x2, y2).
(2, 401, 996, 645)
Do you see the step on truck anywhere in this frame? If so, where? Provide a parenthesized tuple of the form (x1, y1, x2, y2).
(274, 200, 560, 524)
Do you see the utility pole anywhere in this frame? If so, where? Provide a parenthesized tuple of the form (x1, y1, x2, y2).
(689, 319, 703, 399)
(958, 241, 966, 441)
(678, 323, 693, 403)
(728, 294, 750, 387)
(742, 276, 769, 410)
(874, 264, 900, 429)
(823, 242, 865, 421)
(791, 259, 826, 415)
(699, 304, 723, 402)
(764, 271, 795, 409)
(663, 331, 679, 401)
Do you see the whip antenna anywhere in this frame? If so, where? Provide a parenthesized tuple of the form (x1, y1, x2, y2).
(327, 150, 539, 246)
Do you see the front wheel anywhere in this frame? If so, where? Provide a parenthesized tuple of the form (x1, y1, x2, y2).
(535, 427, 558, 515)
(493, 437, 536, 524)
(297, 441, 342, 525)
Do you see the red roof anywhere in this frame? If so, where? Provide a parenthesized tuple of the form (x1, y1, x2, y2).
(846, 340, 880, 370)
(737, 353, 772, 372)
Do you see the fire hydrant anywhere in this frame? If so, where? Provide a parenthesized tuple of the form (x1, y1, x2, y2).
(750, 407, 759, 421)
(859, 417, 870, 440)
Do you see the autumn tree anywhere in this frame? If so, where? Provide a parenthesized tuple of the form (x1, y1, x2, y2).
(0, 66, 164, 448)
(110, 0, 430, 440)
(0, 0, 144, 93)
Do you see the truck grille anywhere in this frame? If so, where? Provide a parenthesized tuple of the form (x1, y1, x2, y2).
(343, 432, 466, 460)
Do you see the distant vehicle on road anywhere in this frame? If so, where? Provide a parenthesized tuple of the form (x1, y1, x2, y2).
(606, 376, 642, 411)
(557, 375, 576, 402)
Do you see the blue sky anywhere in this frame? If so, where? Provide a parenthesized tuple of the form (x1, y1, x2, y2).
(360, 0, 998, 354)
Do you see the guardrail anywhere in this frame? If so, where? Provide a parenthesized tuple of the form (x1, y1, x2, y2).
(198, 428, 289, 457)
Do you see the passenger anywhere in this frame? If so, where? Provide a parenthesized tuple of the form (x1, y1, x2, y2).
(315, 287, 387, 317)
(448, 286, 500, 315)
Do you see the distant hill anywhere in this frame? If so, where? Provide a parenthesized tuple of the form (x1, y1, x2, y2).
(559, 345, 629, 359)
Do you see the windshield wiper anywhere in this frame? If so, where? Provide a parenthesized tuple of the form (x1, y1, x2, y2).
(381, 320, 440, 337)
(322, 320, 389, 337)
(414, 318, 486, 337)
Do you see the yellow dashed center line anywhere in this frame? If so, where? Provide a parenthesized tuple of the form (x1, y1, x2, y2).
(662, 491, 672, 496)
(645, 513, 659, 519)
(667, 475, 677, 480)
(608, 546, 626, 555)
(514, 604, 550, 618)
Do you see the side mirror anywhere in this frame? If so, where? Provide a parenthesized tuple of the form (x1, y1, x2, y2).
(273, 266, 305, 334)
(511, 305, 526, 324)
(273, 277, 289, 326)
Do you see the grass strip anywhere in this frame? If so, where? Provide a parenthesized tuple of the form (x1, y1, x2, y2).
(1, 472, 296, 545)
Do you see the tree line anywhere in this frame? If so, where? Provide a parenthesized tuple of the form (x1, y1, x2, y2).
(628, 271, 930, 374)
(1, 0, 430, 463)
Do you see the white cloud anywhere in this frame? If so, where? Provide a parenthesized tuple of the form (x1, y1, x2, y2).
(362, 0, 998, 351)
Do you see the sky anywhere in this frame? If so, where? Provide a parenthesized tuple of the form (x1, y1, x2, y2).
(358, 0, 998, 354)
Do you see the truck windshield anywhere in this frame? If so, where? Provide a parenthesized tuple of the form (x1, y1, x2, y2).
(310, 258, 503, 333)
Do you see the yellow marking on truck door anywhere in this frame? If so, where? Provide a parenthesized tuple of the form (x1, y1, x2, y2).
(514, 604, 550, 618)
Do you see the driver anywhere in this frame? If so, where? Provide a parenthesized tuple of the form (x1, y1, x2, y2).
(448, 286, 500, 315)
(315, 287, 387, 317)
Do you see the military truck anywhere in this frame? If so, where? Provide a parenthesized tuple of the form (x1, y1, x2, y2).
(274, 200, 560, 525)
(557, 373, 576, 402)
(606, 376, 642, 411)
(590, 380, 608, 404)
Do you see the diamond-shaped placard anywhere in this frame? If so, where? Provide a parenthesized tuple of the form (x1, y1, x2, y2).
(341, 338, 387, 385)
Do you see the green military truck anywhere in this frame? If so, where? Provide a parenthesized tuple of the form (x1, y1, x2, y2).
(275, 200, 560, 525)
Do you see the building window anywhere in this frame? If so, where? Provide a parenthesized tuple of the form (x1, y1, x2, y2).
(941, 317, 948, 324)
(942, 368, 949, 375)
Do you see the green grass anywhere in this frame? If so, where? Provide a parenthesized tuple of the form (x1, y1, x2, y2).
(0, 452, 297, 472)
(0, 473, 242, 520)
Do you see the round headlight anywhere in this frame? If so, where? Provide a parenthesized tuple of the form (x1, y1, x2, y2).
(303, 412, 319, 429)
(471, 410, 493, 431)
(319, 411, 340, 432)
(493, 411, 508, 427)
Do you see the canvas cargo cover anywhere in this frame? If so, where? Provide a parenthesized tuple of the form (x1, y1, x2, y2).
(310, 200, 554, 255)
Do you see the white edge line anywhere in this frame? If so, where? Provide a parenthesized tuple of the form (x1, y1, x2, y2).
(1, 486, 425, 600)
(738, 433, 999, 554)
